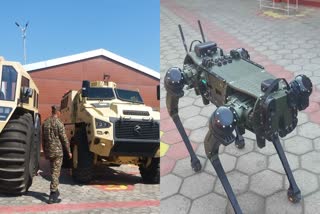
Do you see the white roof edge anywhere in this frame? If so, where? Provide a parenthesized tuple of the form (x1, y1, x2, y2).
(23, 48, 160, 79)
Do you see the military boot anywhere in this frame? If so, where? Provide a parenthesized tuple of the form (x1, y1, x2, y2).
(48, 191, 55, 204)
(48, 190, 61, 204)
(53, 190, 61, 203)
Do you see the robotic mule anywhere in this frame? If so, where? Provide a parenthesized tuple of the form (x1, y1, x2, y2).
(164, 21, 313, 214)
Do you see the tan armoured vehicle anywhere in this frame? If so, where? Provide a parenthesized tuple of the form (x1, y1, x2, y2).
(0, 57, 41, 194)
(60, 76, 160, 184)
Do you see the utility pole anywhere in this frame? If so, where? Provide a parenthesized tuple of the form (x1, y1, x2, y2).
(15, 21, 29, 64)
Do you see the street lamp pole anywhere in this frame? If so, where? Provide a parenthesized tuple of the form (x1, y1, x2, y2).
(15, 21, 29, 65)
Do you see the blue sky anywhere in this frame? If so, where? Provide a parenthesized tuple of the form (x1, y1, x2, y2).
(0, 0, 159, 71)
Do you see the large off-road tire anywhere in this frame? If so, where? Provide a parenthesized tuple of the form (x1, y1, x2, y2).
(139, 158, 160, 184)
(0, 113, 34, 194)
(72, 126, 93, 184)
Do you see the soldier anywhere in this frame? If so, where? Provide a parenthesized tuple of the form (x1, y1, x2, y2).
(42, 105, 72, 204)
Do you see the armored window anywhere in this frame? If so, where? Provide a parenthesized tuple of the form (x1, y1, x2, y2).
(21, 76, 30, 104)
(86, 88, 115, 100)
(157, 85, 160, 100)
(115, 88, 144, 104)
(33, 92, 39, 108)
(0, 66, 18, 101)
(21, 76, 29, 87)
(60, 97, 68, 110)
(36, 93, 39, 108)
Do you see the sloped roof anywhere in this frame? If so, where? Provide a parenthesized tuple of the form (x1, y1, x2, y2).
(23, 48, 160, 79)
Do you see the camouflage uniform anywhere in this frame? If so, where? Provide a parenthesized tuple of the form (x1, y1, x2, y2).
(42, 116, 71, 192)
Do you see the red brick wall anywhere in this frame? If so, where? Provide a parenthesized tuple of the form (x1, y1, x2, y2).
(29, 56, 159, 122)
(300, 0, 320, 7)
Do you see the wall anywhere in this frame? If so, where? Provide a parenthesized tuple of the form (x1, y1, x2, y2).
(29, 56, 159, 121)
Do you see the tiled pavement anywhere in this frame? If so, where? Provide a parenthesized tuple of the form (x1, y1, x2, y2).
(160, 0, 320, 213)
(0, 157, 159, 213)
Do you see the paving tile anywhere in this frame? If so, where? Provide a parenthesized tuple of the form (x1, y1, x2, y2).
(284, 136, 313, 155)
(285, 169, 319, 196)
(298, 122, 320, 139)
(161, 142, 170, 157)
(161, 174, 182, 199)
(179, 105, 201, 120)
(255, 141, 277, 155)
(304, 191, 320, 214)
(268, 152, 299, 174)
(243, 130, 256, 140)
(250, 169, 283, 197)
(160, 98, 166, 109)
(172, 156, 206, 178)
(199, 105, 217, 117)
(314, 137, 320, 151)
(180, 172, 215, 199)
(189, 193, 227, 214)
(236, 152, 267, 175)
(282, 128, 297, 140)
(226, 192, 265, 214)
(179, 97, 196, 109)
(193, 97, 207, 107)
(265, 191, 302, 214)
(309, 111, 320, 124)
(297, 112, 309, 125)
(166, 141, 198, 161)
(183, 115, 208, 130)
(189, 127, 209, 144)
(284, 64, 303, 72)
(311, 57, 320, 64)
(160, 108, 170, 120)
(304, 64, 320, 71)
(214, 170, 249, 196)
(161, 129, 191, 145)
(301, 151, 320, 174)
(204, 153, 237, 176)
(160, 156, 176, 176)
(196, 142, 225, 158)
(161, 117, 176, 132)
(161, 194, 191, 214)
(304, 102, 320, 113)
(224, 138, 254, 157)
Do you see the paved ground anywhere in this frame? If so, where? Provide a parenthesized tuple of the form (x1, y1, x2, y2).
(0, 157, 159, 214)
(160, 0, 320, 213)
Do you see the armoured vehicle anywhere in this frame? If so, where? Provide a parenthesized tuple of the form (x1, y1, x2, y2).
(60, 75, 160, 184)
(0, 57, 41, 194)
(164, 21, 313, 214)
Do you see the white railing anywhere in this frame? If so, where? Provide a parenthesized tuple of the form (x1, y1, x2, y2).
(259, 0, 299, 15)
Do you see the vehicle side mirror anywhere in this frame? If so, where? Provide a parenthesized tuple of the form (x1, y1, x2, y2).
(82, 80, 90, 97)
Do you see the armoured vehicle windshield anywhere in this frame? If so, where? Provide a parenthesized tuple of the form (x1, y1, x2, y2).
(115, 88, 144, 104)
(87, 88, 115, 100)
(0, 65, 18, 101)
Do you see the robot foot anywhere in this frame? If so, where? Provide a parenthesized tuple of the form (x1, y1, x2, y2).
(191, 158, 202, 172)
(235, 139, 245, 149)
(287, 188, 301, 203)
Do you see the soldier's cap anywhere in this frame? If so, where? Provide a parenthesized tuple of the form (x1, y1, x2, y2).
(51, 105, 60, 111)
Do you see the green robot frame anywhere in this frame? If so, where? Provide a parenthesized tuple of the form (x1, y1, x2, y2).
(164, 21, 313, 214)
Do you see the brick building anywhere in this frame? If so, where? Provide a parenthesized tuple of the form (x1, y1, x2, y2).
(24, 49, 160, 121)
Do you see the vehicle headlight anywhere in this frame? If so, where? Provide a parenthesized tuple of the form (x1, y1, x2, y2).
(95, 118, 111, 129)
(0, 107, 12, 121)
